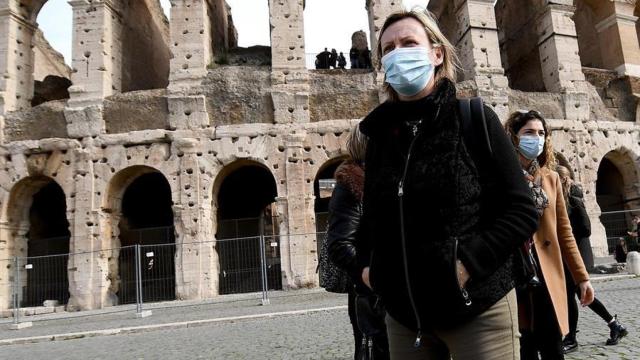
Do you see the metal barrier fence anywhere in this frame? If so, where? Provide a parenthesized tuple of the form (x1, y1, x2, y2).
(1, 230, 327, 328)
(599, 209, 640, 253)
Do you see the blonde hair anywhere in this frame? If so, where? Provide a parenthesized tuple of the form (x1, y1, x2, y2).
(347, 124, 368, 164)
(376, 8, 460, 102)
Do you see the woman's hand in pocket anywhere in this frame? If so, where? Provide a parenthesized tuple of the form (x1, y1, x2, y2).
(456, 260, 470, 288)
(362, 267, 372, 289)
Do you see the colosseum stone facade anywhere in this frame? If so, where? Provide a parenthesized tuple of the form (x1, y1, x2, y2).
(0, 0, 639, 312)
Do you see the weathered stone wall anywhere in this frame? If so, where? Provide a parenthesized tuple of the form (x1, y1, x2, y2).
(4, 0, 640, 311)
(4, 100, 69, 141)
(32, 29, 71, 82)
(309, 70, 379, 122)
(104, 89, 169, 133)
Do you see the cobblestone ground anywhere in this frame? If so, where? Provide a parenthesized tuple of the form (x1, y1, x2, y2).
(0, 278, 637, 359)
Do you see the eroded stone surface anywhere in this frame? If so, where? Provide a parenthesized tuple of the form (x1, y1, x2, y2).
(0, 0, 640, 312)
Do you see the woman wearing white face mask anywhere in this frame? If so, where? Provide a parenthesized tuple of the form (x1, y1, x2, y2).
(355, 8, 539, 360)
(504, 110, 594, 359)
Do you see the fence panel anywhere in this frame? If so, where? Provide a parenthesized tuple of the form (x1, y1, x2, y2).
(117, 245, 137, 305)
(599, 209, 640, 253)
(140, 243, 176, 303)
(21, 253, 69, 308)
(217, 236, 264, 295)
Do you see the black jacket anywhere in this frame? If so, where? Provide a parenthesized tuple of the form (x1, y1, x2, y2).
(566, 184, 591, 243)
(327, 161, 368, 290)
(357, 80, 538, 330)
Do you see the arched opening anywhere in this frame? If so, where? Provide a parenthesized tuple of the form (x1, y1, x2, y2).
(574, 0, 605, 70)
(7, 176, 70, 308)
(209, 0, 271, 67)
(108, 169, 176, 305)
(313, 158, 347, 232)
(28, 0, 73, 107)
(495, 0, 547, 92)
(120, 1, 171, 92)
(596, 151, 640, 253)
(214, 161, 281, 294)
(303, 0, 371, 69)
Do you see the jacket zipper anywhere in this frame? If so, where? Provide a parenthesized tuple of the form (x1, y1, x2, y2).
(453, 237, 472, 306)
(396, 106, 440, 348)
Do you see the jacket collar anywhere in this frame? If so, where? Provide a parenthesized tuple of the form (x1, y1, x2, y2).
(359, 79, 458, 137)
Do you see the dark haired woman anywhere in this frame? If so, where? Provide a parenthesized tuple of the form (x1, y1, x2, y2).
(504, 111, 594, 359)
(356, 8, 539, 360)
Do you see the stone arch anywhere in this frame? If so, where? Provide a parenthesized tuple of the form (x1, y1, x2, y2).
(119, 0, 171, 92)
(0, 0, 170, 112)
(31, 0, 72, 107)
(313, 155, 348, 232)
(595, 148, 640, 252)
(555, 152, 576, 180)
(103, 165, 176, 305)
(303, 0, 371, 69)
(495, 0, 547, 92)
(2, 175, 70, 309)
(574, 0, 606, 69)
(212, 159, 281, 294)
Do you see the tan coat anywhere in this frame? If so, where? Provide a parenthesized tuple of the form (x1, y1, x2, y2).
(532, 167, 589, 336)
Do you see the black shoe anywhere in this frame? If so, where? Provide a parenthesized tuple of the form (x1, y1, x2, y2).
(562, 338, 578, 354)
(606, 315, 628, 345)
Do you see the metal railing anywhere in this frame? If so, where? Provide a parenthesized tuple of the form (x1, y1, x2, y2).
(0, 229, 328, 328)
(599, 208, 640, 253)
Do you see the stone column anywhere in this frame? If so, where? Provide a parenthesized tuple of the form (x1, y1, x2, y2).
(65, 0, 124, 139)
(173, 137, 219, 300)
(594, 0, 640, 77)
(366, 0, 403, 61)
(537, 1, 586, 93)
(66, 147, 109, 310)
(269, 0, 310, 124)
(366, 0, 403, 100)
(537, 1, 591, 121)
(167, 0, 212, 131)
(430, 0, 510, 119)
(67, 0, 123, 106)
(0, 6, 36, 114)
(277, 132, 318, 289)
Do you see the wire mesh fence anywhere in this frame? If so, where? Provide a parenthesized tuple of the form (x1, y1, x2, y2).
(599, 209, 640, 253)
(0, 229, 328, 327)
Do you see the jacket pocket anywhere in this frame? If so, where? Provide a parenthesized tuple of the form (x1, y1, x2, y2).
(453, 237, 472, 307)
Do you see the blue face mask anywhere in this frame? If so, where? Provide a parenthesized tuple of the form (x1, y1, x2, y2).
(381, 47, 434, 97)
(518, 135, 545, 160)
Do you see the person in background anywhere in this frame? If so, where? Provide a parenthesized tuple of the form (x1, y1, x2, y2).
(338, 52, 347, 69)
(327, 125, 389, 359)
(556, 166, 628, 353)
(626, 215, 639, 251)
(350, 47, 360, 69)
(330, 49, 338, 69)
(316, 48, 331, 69)
(504, 110, 594, 359)
(615, 238, 628, 264)
(357, 8, 538, 359)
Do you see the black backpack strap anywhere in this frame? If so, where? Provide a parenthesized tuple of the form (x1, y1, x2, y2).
(459, 97, 493, 174)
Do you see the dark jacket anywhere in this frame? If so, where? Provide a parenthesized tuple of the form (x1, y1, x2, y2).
(356, 79, 538, 330)
(566, 184, 591, 243)
(327, 161, 366, 286)
(566, 184, 595, 270)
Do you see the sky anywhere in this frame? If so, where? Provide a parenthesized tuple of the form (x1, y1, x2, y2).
(36, 0, 428, 68)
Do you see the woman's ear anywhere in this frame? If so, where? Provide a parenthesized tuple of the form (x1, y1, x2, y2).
(432, 46, 444, 67)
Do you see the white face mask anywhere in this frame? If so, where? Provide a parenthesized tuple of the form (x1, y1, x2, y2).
(381, 47, 434, 97)
(518, 135, 545, 160)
